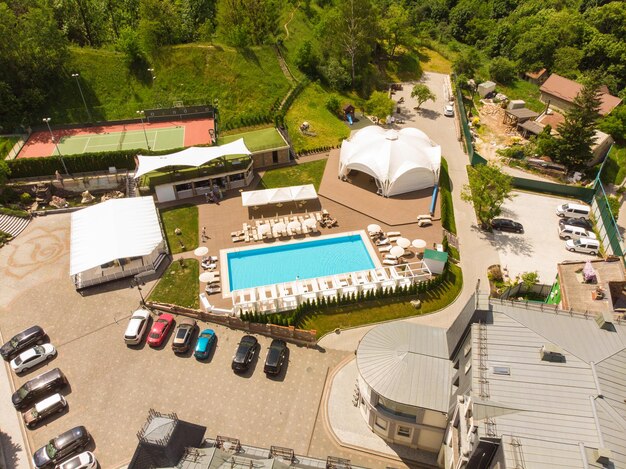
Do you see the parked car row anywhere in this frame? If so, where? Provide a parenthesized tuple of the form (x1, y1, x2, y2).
(556, 202, 599, 255)
(124, 310, 288, 375)
(1, 327, 97, 468)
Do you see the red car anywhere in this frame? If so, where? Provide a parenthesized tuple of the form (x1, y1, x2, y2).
(147, 314, 174, 347)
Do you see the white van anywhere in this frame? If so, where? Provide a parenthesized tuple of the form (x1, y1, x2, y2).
(556, 203, 590, 219)
(566, 238, 600, 255)
(559, 225, 597, 240)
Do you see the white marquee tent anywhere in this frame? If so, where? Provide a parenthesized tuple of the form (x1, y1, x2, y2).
(241, 184, 318, 207)
(70, 197, 166, 288)
(134, 138, 251, 179)
(338, 126, 441, 197)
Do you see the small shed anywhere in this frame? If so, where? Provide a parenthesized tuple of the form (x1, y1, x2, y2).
(524, 68, 548, 85)
(423, 249, 448, 275)
(478, 81, 496, 98)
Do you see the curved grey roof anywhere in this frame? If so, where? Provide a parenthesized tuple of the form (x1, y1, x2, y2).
(356, 321, 451, 412)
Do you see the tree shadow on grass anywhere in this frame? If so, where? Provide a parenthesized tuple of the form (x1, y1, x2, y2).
(240, 48, 261, 68)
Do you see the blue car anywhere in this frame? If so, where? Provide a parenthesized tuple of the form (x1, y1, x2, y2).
(194, 329, 216, 359)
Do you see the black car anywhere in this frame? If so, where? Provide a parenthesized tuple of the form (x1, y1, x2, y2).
(491, 218, 524, 233)
(1, 326, 46, 361)
(264, 339, 287, 375)
(32, 426, 91, 468)
(12, 368, 67, 410)
(231, 335, 259, 372)
(558, 217, 592, 231)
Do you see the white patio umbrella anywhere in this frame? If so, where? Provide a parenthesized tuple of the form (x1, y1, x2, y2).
(287, 220, 301, 232)
(390, 246, 405, 258)
(194, 246, 209, 256)
(303, 218, 317, 229)
(367, 223, 382, 234)
(258, 224, 271, 237)
(273, 221, 286, 236)
(199, 272, 214, 283)
(412, 239, 427, 249)
(396, 237, 411, 248)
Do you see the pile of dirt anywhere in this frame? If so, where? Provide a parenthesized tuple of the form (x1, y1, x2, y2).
(474, 102, 522, 161)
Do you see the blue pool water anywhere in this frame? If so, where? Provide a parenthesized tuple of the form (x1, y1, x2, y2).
(228, 235, 375, 290)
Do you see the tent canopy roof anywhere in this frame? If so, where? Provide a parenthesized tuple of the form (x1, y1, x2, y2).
(134, 139, 251, 179)
(70, 197, 163, 275)
(241, 184, 317, 207)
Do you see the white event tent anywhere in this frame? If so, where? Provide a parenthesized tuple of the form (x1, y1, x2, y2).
(134, 138, 251, 179)
(338, 126, 441, 197)
(70, 197, 167, 288)
(241, 184, 318, 207)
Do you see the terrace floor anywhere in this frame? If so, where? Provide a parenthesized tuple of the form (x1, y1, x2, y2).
(318, 149, 441, 226)
(159, 154, 442, 311)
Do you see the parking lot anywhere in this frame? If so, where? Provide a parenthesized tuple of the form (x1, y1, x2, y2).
(0, 215, 349, 468)
(491, 191, 593, 284)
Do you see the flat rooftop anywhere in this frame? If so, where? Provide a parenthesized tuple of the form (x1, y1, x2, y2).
(220, 127, 288, 153)
(558, 259, 626, 314)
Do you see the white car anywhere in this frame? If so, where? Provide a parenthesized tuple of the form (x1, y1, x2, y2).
(56, 451, 98, 469)
(10, 344, 56, 373)
(124, 309, 151, 345)
(444, 104, 455, 117)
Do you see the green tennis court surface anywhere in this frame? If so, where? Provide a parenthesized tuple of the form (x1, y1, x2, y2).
(55, 127, 185, 155)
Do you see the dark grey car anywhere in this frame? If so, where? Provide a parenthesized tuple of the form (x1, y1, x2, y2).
(231, 335, 259, 372)
(264, 339, 287, 375)
(32, 426, 91, 468)
(1, 326, 45, 361)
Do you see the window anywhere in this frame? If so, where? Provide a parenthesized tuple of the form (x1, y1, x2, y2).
(375, 417, 387, 431)
(175, 183, 192, 192)
(464, 361, 472, 374)
(493, 366, 510, 376)
(397, 426, 411, 438)
(272, 150, 279, 164)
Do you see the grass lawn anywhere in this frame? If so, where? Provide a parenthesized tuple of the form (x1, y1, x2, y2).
(303, 264, 463, 338)
(0, 136, 19, 160)
(159, 205, 199, 254)
(220, 127, 287, 152)
(496, 79, 543, 112)
(285, 82, 353, 153)
(148, 258, 199, 309)
(417, 47, 453, 74)
(600, 143, 626, 186)
(48, 45, 290, 127)
(259, 159, 327, 191)
(279, 5, 318, 81)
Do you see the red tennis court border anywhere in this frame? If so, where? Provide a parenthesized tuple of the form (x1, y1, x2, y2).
(17, 117, 215, 159)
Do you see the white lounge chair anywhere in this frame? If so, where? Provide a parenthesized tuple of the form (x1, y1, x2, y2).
(375, 238, 390, 246)
(379, 245, 392, 253)
(387, 231, 401, 237)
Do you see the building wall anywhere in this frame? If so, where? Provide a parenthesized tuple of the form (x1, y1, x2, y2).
(252, 148, 290, 169)
(357, 375, 447, 453)
(540, 92, 574, 114)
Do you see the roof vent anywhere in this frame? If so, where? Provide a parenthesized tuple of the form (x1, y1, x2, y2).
(595, 311, 615, 331)
(594, 447, 612, 464)
(540, 344, 565, 362)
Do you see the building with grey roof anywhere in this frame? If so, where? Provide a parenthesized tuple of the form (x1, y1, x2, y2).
(355, 293, 626, 468)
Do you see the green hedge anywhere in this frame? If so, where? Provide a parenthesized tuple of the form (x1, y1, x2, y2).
(0, 206, 31, 218)
(439, 158, 457, 234)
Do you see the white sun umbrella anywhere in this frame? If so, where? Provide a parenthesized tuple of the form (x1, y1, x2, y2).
(396, 237, 411, 248)
(273, 221, 286, 235)
(367, 223, 382, 234)
(199, 272, 214, 283)
(287, 220, 301, 231)
(194, 246, 209, 257)
(303, 218, 317, 229)
(390, 246, 405, 258)
(412, 238, 427, 249)
(258, 224, 271, 237)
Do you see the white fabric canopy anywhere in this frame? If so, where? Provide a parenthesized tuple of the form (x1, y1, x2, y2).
(70, 197, 163, 275)
(338, 126, 441, 197)
(241, 184, 318, 207)
(134, 139, 251, 179)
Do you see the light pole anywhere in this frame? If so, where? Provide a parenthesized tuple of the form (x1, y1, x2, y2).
(42, 118, 69, 175)
(130, 275, 146, 306)
(147, 68, 156, 106)
(136, 110, 151, 151)
(71, 73, 92, 122)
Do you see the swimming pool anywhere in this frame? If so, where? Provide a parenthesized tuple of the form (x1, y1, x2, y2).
(226, 234, 376, 291)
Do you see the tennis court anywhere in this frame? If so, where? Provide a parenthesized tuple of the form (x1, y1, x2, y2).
(55, 126, 184, 155)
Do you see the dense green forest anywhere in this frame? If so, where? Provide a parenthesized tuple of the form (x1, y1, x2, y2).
(1, 0, 625, 133)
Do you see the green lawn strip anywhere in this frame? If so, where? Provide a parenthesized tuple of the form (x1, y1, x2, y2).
(495, 79, 543, 113)
(439, 157, 456, 234)
(600, 144, 626, 186)
(259, 159, 327, 191)
(304, 264, 463, 338)
(285, 82, 353, 153)
(0, 137, 19, 160)
(148, 258, 199, 309)
(50, 45, 290, 126)
(159, 205, 199, 254)
(219, 127, 287, 152)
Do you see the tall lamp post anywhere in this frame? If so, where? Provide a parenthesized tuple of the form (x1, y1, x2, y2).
(42, 118, 70, 175)
(147, 68, 156, 106)
(136, 110, 151, 151)
(71, 73, 92, 122)
(130, 275, 146, 306)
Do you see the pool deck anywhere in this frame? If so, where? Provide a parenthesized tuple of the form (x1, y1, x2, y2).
(159, 156, 443, 311)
